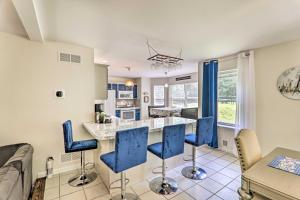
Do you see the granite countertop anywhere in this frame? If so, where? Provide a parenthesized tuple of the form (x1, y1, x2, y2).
(151, 107, 182, 111)
(115, 107, 140, 110)
(83, 117, 196, 140)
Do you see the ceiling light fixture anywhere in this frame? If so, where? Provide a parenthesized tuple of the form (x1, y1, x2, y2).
(146, 40, 183, 72)
(124, 67, 134, 87)
(125, 80, 134, 87)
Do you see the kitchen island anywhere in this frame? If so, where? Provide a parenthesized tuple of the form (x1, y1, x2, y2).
(83, 117, 196, 189)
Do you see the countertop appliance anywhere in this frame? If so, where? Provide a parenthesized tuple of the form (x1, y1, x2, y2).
(95, 103, 104, 123)
(118, 91, 133, 99)
(121, 109, 136, 121)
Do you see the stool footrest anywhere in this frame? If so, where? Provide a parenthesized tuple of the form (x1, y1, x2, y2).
(109, 178, 130, 190)
(183, 155, 193, 161)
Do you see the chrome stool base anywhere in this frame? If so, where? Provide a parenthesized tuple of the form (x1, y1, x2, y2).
(68, 172, 97, 187)
(111, 193, 140, 200)
(149, 177, 178, 195)
(181, 166, 207, 180)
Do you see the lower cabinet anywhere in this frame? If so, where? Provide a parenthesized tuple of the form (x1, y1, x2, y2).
(135, 109, 140, 120)
(116, 109, 140, 120)
(116, 110, 121, 118)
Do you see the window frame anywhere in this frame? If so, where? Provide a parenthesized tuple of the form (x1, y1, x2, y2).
(168, 82, 198, 108)
(153, 85, 165, 106)
(217, 69, 238, 127)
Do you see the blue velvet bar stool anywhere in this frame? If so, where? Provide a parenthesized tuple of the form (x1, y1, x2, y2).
(181, 117, 214, 180)
(62, 120, 98, 187)
(100, 127, 149, 200)
(147, 124, 186, 195)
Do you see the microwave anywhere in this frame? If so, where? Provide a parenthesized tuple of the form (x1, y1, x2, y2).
(121, 109, 136, 121)
(118, 91, 133, 99)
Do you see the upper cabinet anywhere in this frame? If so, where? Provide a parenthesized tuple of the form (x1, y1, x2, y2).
(133, 85, 137, 99)
(95, 64, 108, 100)
(118, 84, 126, 91)
(108, 83, 138, 99)
(111, 83, 118, 98)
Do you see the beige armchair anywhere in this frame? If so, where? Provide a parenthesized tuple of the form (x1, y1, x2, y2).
(235, 129, 269, 200)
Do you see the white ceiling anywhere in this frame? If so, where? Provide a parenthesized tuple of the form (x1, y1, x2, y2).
(3, 0, 300, 77)
(0, 0, 27, 38)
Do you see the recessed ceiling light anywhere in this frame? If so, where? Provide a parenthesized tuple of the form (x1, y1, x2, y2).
(125, 80, 134, 87)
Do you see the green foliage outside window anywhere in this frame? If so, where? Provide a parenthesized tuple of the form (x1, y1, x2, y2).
(218, 70, 237, 125)
(218, 102, 236, 124)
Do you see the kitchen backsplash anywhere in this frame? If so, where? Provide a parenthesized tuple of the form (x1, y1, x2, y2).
(116, 99, 140, 108)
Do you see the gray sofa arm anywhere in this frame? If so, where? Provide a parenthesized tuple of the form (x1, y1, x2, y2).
(0, 143, 26, 168)
(4, 144, 34, 172)
(4, 144, 34, 200)
(0, 166, 22, 200)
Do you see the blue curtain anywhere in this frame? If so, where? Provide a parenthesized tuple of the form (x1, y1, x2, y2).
(202, 60, 218, 148)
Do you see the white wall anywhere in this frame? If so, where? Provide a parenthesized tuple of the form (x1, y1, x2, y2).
(217, 127, 236, 154)
(95, 64, 108, 100)
(0, 0, 27, 37)
(255, 39, 300, 155)
(199, 40, 300, 156)
(139, 77, 151, 119)
(108, 76, 137, 84)
(0, 32, 107, 178)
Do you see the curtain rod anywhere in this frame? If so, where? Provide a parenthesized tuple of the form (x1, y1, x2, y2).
(218, 55, 238, 62)
(200, 50, 251, 63)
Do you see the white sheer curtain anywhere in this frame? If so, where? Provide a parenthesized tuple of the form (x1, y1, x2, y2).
(198, 62, 203, 118)
(235, 50, 256, 134)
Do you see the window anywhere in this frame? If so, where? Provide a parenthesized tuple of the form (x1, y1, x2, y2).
(218, 69, 237, 125)
(169, 84, 185, 107)
(153, 85, 165, 106)
(169, 82, 198, 108)
(185, 82, 198, 107)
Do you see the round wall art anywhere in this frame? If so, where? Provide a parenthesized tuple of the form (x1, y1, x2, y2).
(277, 66, 300, 100)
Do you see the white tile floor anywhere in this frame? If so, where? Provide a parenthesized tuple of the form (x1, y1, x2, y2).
(44, 146, 241, 200)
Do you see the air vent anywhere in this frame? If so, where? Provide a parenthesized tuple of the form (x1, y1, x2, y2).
(61, 153, 72, 163)
(222, 140, 228, 147)
(60, 152, 81, 163)
(71, 54, 81, 63)
(59, 52, 81, 64)
(59, 53, 70, 62)
(176, 76, 191, 81)
(71, 152, 81, 160)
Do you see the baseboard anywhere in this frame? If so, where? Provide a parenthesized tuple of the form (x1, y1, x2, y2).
(37, 164, 81, 178)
